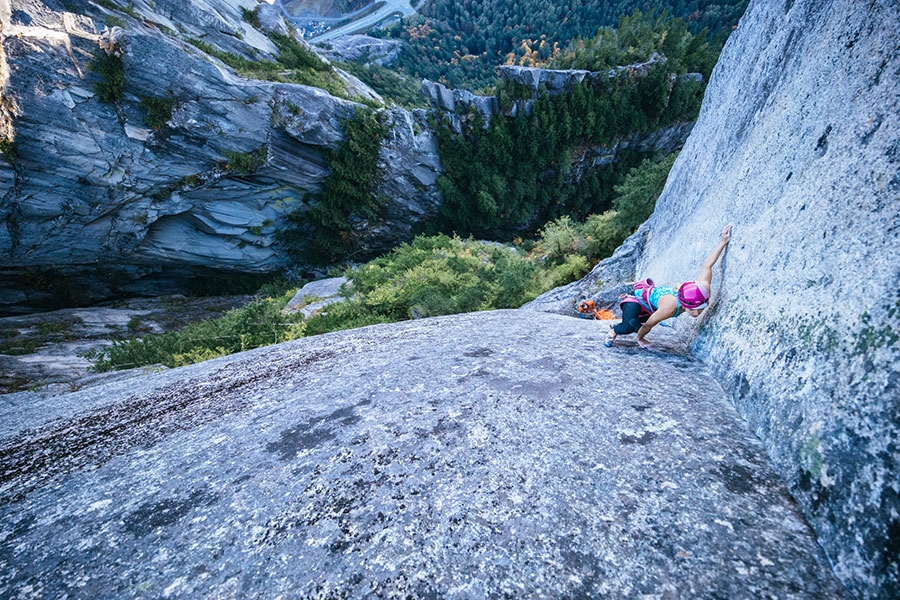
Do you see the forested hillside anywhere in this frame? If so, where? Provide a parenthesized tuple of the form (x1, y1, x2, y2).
(373, 0, 748, 89)
(427, 11, 712, 239)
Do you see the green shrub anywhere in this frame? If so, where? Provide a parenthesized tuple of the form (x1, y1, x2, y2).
(533, 216, 591, 265)
(302, 301, 393, 336)
(337, 61, 426, 109)
(140, 95, 174, 130)
(289, 107, 388, 262)
(269, 32, 329, 71)
(532, 212, 620, 268)
(611, 151, 679, 234)
(224, 146, 268, 174)
(88, 51, 126, 104)
(304, 235, 551, 337)
(88, 297, 304, 371)
(582, 210, 625, 258)
(187, 38, 277, 74)
(186, 34, 355, 99)
(0, 336, 42, 356)
(0, 138, 18, 164)
(257, 277, 301, 298)
(240, 6, 261, 29)
(543, 253, 591, 286)
(94, 0, 138, 18)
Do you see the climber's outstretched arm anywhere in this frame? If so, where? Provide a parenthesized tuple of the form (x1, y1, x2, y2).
(696, 225, 732, 291)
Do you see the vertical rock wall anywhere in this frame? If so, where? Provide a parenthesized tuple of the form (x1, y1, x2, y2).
(638, 0, 899, 597)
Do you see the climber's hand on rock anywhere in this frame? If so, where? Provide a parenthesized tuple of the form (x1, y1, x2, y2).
(721, 224, 733, 243)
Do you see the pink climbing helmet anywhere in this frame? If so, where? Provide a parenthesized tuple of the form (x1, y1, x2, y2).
(678, 281, 710, 309)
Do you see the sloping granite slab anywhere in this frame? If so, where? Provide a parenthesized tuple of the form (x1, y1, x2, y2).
(0, 311, 844, 598)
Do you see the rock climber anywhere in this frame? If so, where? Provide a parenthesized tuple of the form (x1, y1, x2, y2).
(606, 224, 733, 349)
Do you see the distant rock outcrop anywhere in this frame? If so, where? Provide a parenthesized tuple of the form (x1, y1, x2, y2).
(420, 78, 498, 126)
(282, 275, 347, 317)
(0, 0, 441, 314)
(314, 33, 403, 66)
(419, 58, 695, 172)
(420, 53, 687, 132)
(499, 53, 667, 92)
(529, 0, 900, 597)
(420, 65, 696, 193)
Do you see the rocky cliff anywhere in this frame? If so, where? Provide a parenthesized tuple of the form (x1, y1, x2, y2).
(529, 0, 899, 597)
(0, 0, 441, 314)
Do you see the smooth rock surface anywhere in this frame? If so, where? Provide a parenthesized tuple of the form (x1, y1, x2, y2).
(641, 2, 900, 597)
(0, 311, 844, 598)
(283, 275, 347, 316)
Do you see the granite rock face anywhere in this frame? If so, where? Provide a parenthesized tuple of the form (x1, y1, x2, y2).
(367, 107, 442, 254)
(419, 60, 694, 181)
(315, 33, 403, 66)
(0, 311, 845, 598)
(420, 78, 498, 131)
(282, 275, 347, 317)
(531, 1, 900, 597)
(565, 121, 695, 184)
(0, 0, 441, 314)
(498, 53, 666, 93)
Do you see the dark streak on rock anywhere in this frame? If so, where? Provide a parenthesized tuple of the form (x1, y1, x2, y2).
(620, 431, 657, 445)
(266, 400, 369, 461)
(124, 487, 220, 538)
(815, 125, 832, 156)
(463, 348, 493, 358)
(0, 350, 335, 505)
(861, 114, 884, 146)
(717, 464, 757, 495)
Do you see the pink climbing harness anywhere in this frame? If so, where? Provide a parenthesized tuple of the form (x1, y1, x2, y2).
(620, 278, 656, 318)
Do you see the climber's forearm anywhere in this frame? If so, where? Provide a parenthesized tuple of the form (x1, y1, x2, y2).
(702, 239, 729, 270)
(697, 238, 730, 287)
(636, 323, 653, 341)
(637, 306, 673, 340)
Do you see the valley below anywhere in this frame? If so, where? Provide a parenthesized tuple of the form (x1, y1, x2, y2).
(0, 294, 255, 395)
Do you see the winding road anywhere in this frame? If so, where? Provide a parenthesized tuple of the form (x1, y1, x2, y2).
(282, 0, 416, 43)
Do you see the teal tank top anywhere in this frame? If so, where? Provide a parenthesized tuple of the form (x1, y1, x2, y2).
(635, 285, 683, 315)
